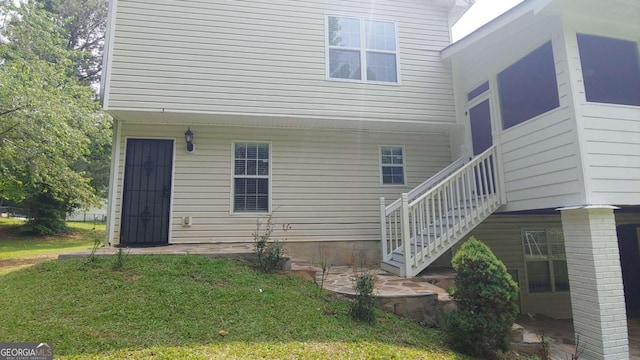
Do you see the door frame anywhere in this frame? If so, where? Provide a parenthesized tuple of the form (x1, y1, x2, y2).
(116, 136, 177, 246)
(464, 80, 508, 204)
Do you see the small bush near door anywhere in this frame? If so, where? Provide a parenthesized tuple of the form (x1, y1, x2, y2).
(253, 214, 289, 273)
(444, 236, 519, 357)
(349, 270, 376, 324)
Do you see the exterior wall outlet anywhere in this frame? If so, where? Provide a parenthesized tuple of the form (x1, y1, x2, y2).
(182, 216, 192, 227)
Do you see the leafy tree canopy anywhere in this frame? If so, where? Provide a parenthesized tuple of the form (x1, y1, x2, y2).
(0, 2, 111, 232)
(37, 0, 107, 84)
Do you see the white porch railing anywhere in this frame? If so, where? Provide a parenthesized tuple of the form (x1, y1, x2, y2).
(380, 145, 503, 277)
(385, 156, 465, 214)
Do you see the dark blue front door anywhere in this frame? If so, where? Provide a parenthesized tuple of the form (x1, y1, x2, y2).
(469, 99, 492, 155)
(469, 100, 495, 195)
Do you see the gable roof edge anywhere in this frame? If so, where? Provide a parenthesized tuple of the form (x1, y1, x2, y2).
(441, 0, 553, 61)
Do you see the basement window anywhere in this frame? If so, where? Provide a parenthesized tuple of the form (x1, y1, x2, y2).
(523, 229, 569, 293)
(577, 33, 640, 106)
(497, 41, 560, 129)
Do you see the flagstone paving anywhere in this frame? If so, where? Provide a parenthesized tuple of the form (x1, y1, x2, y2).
(290, 259, 453, 297)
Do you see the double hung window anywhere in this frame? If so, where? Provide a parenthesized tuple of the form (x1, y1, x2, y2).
(233, 142, 270, 212)
(380, 146, 405, 185)
(327, 16, 398, 83)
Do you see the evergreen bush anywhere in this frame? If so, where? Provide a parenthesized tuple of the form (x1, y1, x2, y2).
(444, 236, 519, 357)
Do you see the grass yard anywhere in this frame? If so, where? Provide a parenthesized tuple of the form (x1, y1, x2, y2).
(0, 256, 471, 359)
(0, 218, 103, 260)
(0, 218, 104, 275)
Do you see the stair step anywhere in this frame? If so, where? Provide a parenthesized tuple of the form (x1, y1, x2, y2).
(391, 241, 451, 262)
(381, 259, 404, 276)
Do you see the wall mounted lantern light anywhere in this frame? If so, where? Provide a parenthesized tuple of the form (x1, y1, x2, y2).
(185, 127, 195, 152)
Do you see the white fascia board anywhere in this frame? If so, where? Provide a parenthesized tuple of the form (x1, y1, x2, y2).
(434, 0, 475, 26)
(556, 205, 621, 211)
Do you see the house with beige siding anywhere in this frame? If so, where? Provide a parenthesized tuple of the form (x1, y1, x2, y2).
(101, 0, 639, 358)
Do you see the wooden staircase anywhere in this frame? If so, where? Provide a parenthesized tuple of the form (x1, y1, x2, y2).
(380, 145, 504, 277)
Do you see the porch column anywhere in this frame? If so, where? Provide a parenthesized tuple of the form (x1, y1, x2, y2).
(560, 206, 628, 360)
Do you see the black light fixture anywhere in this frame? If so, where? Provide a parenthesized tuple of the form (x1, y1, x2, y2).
(185, 127, 194, 152)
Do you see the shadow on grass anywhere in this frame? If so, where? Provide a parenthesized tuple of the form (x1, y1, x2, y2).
(0, 256, 470, 359)
(0, 221, 102, 260)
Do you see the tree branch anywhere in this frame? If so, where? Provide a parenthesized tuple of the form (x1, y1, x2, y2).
(0, 106, 26, 118)
(78, 36, 103, 51)
(0, 121, 21, 138)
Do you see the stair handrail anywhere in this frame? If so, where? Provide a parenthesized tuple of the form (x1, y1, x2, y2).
(380, 144, 502, 276)
(385, 156, 465, 214)
(409, 145, 497, 208)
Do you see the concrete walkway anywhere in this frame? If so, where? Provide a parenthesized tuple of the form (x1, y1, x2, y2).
(59, 243, 255, 258)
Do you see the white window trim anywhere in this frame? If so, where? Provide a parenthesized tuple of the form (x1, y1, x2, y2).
(521, 228, 568, 294)
(378, 145, 406, 186)
(325, 14, 401, 85)
(230, 140, 272, 215)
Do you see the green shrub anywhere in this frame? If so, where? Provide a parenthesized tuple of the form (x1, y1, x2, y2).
(253, 214, 288, 273)
(19, 193, 71, 235)
(349, 271, 376, 324)
(444, 236, 519, 357)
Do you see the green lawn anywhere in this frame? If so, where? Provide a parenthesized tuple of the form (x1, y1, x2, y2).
(0, 256, 471, 359)
(0, 218, 104, 260)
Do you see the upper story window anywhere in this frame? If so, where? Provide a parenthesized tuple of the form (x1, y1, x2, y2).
(577, 33, 640, 107)
(327, 16, 399, 83)
(497, 41, 560, 130)
(523, 229, 569, 294)
(380, 146, 405, 185)
(233, 142, 270, 213)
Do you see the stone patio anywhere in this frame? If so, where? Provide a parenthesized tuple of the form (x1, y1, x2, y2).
(289, 260, 453, 297)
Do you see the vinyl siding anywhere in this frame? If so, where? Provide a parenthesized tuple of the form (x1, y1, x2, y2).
(563, 17, 640, 206)
(110, 123, 452, 245)
(448, 16, 584, 212)
(105, 0, 456, 127)
(581, 105, 640, 205)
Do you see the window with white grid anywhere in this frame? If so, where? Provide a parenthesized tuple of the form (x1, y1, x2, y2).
(327, 16, 398, 83)
(233, 142, 270, 212)
(380, 146, 405, 185)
